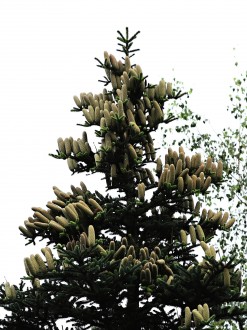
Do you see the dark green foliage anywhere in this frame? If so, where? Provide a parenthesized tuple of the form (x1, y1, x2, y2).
(162, 64, 247, 329)
(0, 29, 246, 329)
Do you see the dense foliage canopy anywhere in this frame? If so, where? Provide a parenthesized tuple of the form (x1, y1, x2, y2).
(0, 29, 246, 330)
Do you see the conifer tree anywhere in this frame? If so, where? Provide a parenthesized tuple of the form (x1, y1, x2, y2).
(0, 28, 246, 330)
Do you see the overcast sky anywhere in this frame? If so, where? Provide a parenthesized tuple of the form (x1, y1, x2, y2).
(0, 0, 247, 296)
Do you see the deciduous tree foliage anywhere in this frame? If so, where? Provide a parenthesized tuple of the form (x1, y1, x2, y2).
(162, 63, 247, 329)
(0, 29, 246, 330)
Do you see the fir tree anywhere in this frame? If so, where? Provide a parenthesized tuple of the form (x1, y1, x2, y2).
(0, 28, 246, 330)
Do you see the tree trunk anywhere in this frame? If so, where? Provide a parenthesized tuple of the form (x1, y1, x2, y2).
(123, 283, 141, 330)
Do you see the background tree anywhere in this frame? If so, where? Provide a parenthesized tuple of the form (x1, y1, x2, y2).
(0, 29, 246, 330)
(162, 63, 247, 329)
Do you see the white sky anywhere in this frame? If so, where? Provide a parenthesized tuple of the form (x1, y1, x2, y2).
(0, 0, 247, 292)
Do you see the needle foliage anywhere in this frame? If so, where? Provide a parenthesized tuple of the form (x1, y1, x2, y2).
(0, 28, 246, 330)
